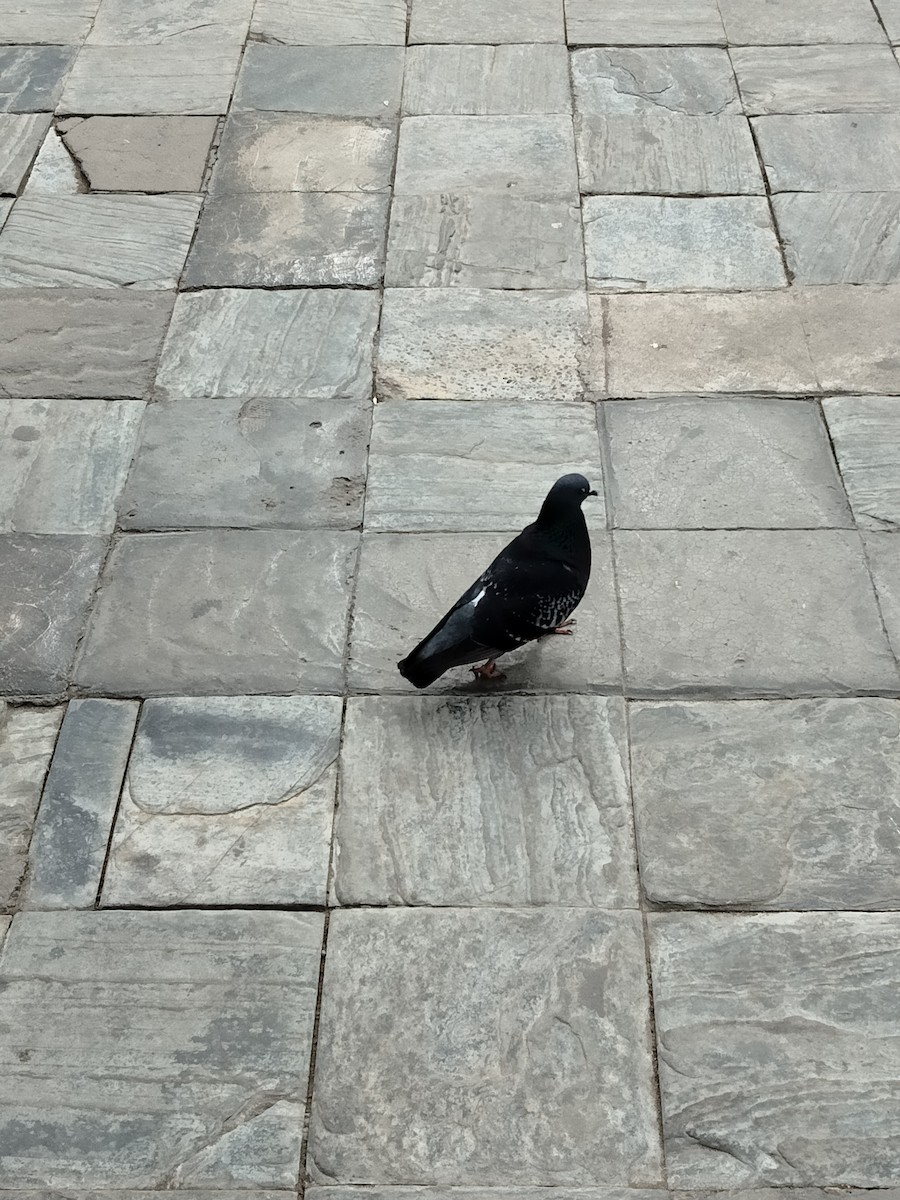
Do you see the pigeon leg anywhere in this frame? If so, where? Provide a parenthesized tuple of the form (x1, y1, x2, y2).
(550, 618, 577, 635)
(471, 658, 506, 682)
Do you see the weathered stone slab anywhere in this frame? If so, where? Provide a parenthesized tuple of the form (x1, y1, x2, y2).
(377, 289, 588, 401)
(754, 114, 900, 191)
(718, 0, 886, 44)
(865, 531, 900, 661)
(572, 47, 739, 116)
(403, 44, 571, 114)
(60, 45, 241, 115)
(75, 531, 356, 694)
(183, 192, 389, 287)
(616, 530, 899, 695)
(0, 199, 10, 226)
(101, 696, 340, 907)
(795, 285, 900, 393)
(0, 47, 76, 112)
(335, 695, 635, 906)
(0, 289, 174, 399)
(409, 0, 564, 43)
(823, 397, 900, 529)
(733, 46, 900, 115)
(59, 116, 217, 191)
(23, 699, 138, 910)
(235, 45, 404, 117)
(584, 196, 784, 291)
(606, 292, 816, 396)
(311, 1193, 668, 1200)
(309, 909, 661, 1184)
(0, 704, 64, 908)
(348, 531, 620, 693)
(878, 0, 900, 39)
(366, 400, 605, 530)
(566, 0, 724, 44)
(604, 398, 850, 529)
(394, 115, 578, 195)
(774, 193, 900, 284)
(0, 114, 50, 194)
(385, 193, 584, 289)
(0, 909, 322, 1187)
(120, 398, 367, 530)
(156, 289, 378, 400)
(649, 911, 900, 1186)
(0, 195, 202, 288)
(22, 129, 81, 195)
(0, 536, 105, 696)
(251, 0, 407, 44)
(0, 0, 100, 43)
(86, 0, 253, 45)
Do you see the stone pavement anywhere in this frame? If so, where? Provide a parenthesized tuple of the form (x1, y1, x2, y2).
(2, 0, 900, 1191)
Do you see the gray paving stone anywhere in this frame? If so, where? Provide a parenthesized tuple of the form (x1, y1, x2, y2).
(59, 116, 218, 192)
(571, 47, 739, 117)
(183, 192, 389, 287)
(235, 45, 404, 117)
(754, 114, 900, 191)
(23, 699, 138, 910)
(0, 114, 50, 195)
(0, 0, 100, 43)
(604, 398, 851, 529)
(0, 195, 202, 288)
(733, 46, 900, 115)
(796, 285, 900, 393)
(565, 0, 724, 45)
(86, 0, 253, 46)
(0, 704, 64, 908)
(0, 535, 105, 696)
(308, 909, 661, 1184)
(0, 909, 322, 1187)
(0, 398, 144, 534)
(865, 531, 900, 660)
(334, 695, 636, 906)
(631, 698, 900, 909)
(377, 289, 588, 401)
(251, 0, 407, 44)
(60, 44, 242, 115)
(22, 129, 81, 195)
(2, 1194, 289, 1200)
(583, 196, 785, 291)
(120, 398, 368, 531)
(409, 0, 564, 43)
(606, 292, 817, 396)
(877, 0, 900, 40)
(774, 192, 900, 285)
(718, 0, 887, 44)
(366, 401, 605, 531)
(101, 696, 340, 907)
(0, 199, 11, 227)
(75, 531, 356, 694)
(0, 47, 76, 112)
(157, 289, 378, 400)
(0, 289, 174, 399)
(403, 44, 570, 115)
(616, 530, 899, 695)
(348, 531, 620, 693)
(649, 911, 900, 1186)
(311, 1193, 668, 1200)
(385, 193, 584, 289)
(823, 397, 900, 530)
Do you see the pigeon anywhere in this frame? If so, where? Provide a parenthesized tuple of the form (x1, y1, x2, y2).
(397, 473, 597, 688)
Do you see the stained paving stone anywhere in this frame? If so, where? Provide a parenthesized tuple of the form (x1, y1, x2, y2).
(234, 44, 404, 117)
(0, 195, 202, 289)
(101, 696, 341, 907)
(377, 289, 588, 401)
(649, 911, 900, 1187)
(22, 699, 138, 910)
(604, 398, 851, 529)
(583, 196, 785, 291)
(403, 44, 571, 115)
(308, 908, 661, 1184)
(385, 194, 584, 289)
(865, 531, 900, 660)
(250, 0, 408, 45)
(334, 695, 636, 906)
(120, 398, 368, 531)
(796, 285, 900, 393)
(732, 46, 900, 115)
(348, 531, 620, 693)
(0, 114, 50, 194)
(0, 289, 174, 399)
(59, 44, 242, 115)
(59, 116, 218, 192)
(0, 398, 144, 534)
(409, 0, 565, 44)
(22, 129, 82, 195)
(718, 0, 887, 44)
(156, 288, 378, 400)
(0, 46, 76, 112)
(85, 0, 253, 46)
(753, 114, 900, 191)
(615, 530, 899, 696)
(0, 0, 101, 43)
(565, 0, 724, 45)
(774, 193, 900, 285)
(0, 909, 322, 1187)
(0, 703, 64, 909)
(0, 535, 106, 696)
(571, 47, 740, 117)
(823, 397, 900, 530)
(365, 401, 604, 531)
(183, 192, 389, 287)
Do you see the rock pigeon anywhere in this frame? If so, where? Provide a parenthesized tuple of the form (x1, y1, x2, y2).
(397, 473, 597, 688)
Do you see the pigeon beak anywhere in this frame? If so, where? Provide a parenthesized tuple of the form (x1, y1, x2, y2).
(588, 489, 598, 497)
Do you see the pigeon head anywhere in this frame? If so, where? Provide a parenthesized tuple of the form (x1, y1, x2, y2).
(537, 473, 597, 524)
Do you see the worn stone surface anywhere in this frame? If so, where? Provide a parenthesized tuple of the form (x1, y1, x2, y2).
(409, 0, 564, 43)
(616, 530, 899, 695)
(75, 531, 356, 694)
(878, 0, 900, 38)
(0, 289, 174, 399)
(311, 1193, 668, 1200)
(120, 398, 367, 530)
(733, 46, 900, 115)
(796, 285, 900, 393)
(377, 289, 588, 401)
(774, 192, 900, 284)
(365, 401, 604, 530)
(385, 193, 584, 289)
(85, 0, 253, 46)
(156, 288, 378, 400)
(865, 531, 900, 660)
(583, 196, 785, 291)
(251, 0, 408, 44)
(718, 0, 887, 44)
(650, 911, 900, 1186)
(0, 0, 100, 43)
(403, 44, 570, 115)
(23, 700, 138, 910)
(0, 114, 50, 195)
(348, 531, 620, 693)
(308, 909, 661, 1184)
(0, 398, 144, 535)
(0, 704, 64, 909)
(22, 129, 82, 195)
(60, 44, 241, 114)
(235, 45, 404, 117)
(101, 696, 340, 907)
(183, 192, 389, 287)
(0, 536, 105, 696)
(0, 46, 76, 112)
(572, 47, 739, 116)
(823, 396, 900, 530)
(754, 114, 900, 191)
(566, 0, 724, 45)
(0, 910, 322, 1187)
(59, 116, 217, 192)
(0, 199, 11, 227)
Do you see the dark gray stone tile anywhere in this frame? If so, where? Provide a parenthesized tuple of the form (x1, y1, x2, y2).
(0, 46, 76, 112)
(234, 44, 404, 117)
(0, 0, 100, 43)
(565, 0, 724, 45)
(0, 703, 64, 908)
(59, 116, 217, 192)
(60, 44, 242, 115)
(775, 193, 900, 284)
(732, 45, 900, 115)
(409, 0, 565, 43)
(251, 0, 407, 44)
(0, 114, 50, 195)
(865, 531, 900, 660)
(796, 285, 900, 393)
(823, 396, 900, 529)
(753, 114, 900, 191)
(718, 0, 886, 44)
(403, 44, 571, 115)
(571, 47, 739, 116)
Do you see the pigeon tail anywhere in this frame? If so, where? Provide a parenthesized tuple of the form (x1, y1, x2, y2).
(397, 647, 456, 689)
